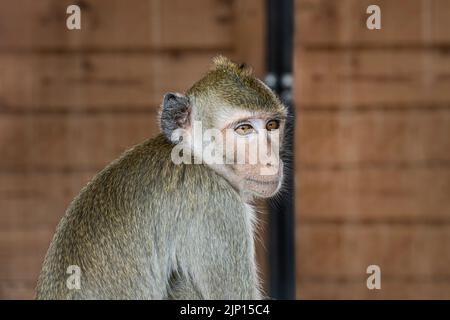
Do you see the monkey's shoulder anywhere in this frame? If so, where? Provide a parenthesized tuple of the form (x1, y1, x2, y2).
(82, 134, 235, 202)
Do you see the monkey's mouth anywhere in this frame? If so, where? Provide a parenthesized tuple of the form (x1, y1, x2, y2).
(245, 177, 280, 186)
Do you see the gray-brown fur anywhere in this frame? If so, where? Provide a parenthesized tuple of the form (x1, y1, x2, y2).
(35, 56, 279, 300)
(36, 135, 259, 299)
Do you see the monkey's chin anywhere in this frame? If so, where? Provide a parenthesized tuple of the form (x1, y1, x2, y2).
(244, 177, 282, 199)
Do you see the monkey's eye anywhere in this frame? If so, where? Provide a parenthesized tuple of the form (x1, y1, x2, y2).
(266, 119, 280, 131)
(235, 123, 254, 135)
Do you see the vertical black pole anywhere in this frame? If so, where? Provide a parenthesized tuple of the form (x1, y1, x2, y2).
(265, 0, 296, 299)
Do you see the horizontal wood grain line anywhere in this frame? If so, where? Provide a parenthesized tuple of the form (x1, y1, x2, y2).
(297, 160, 450, 171)
(296, 103, 450, 112)
(296, 281, 450, 299)
(0, 166, 102, 174)
(0, 47, 233, 55)
(0, 106, 156, 115)
(0, 281, 36, 299)
(297, 219, 450, 226)
(298, 275, 450, 284)
(299, 44, 450, 52)
(0, 279, 36, 286)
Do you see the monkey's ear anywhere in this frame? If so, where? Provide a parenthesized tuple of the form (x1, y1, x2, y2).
(160, 93, 191, 143)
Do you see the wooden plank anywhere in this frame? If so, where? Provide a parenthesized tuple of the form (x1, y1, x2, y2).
(0, 113, 160, 170)
(0, 281, 36, 299)
(156, 0, 233, 50)
(296, 224, 450, 278)
(0, 229, 52, 281)
(295, 109, 450, 166)
(0, 229, 52, 260)
(297, 279, 450, 299)
(296, 167, 450, 222)
(0, 0, 233, 50)
(0, 172, 94, 229)
(232, 0, 266, 77)
(0, 52, 218, 111)
(0, 254, 44, 283)
(296, 0, 450, 47)
(294, 50, 450, 107)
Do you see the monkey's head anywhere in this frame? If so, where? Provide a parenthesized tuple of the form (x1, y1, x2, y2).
(160, 55, 287, 199)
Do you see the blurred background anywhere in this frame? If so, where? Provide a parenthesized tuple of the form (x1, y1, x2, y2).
(0, 0, 449, 299)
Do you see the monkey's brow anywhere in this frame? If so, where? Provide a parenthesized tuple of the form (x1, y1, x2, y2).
(227, 113, 286, 127)
(270, 114, 287, 121)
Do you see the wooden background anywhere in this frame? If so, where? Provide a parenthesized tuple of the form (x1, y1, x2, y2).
(295, 0, 450, 299)
(0, 0, 267, 299)
(1, 0, 450, 300)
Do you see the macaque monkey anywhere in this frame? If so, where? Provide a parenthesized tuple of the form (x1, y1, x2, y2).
(36, 56, 287, 299)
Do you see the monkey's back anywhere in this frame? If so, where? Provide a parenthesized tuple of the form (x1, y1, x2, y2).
(35, 134, 243, 299)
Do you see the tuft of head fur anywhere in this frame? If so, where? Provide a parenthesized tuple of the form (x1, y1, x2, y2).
(211, 55, 253, 78)
(186, 55, 284, 117)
